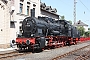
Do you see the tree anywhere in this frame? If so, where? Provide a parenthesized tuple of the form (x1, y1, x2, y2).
(88, 28, 90, 30)
(84, 31, 90, 37)
(84, 28, 90, 37)
(77, 26, 85, 36)
(60, 15, 65, 20)
(68, 20, 72, 24)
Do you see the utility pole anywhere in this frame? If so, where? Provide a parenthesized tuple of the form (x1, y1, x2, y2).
(74, 0, 77, 24)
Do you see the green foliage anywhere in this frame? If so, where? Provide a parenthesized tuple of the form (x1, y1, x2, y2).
(60, 16, 65, 20)
(68, 20, 72, 24)
(88, 28, 90, 30)
(77, 26, 85, 36)
(77, 26, 90, 37)
(84, 31, 90, 37)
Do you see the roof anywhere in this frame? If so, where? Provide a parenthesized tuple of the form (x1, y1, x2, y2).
(45, 6, 52, 11)
(50, 8, 57, 13)
(40, 2, 46, 8)
(74, 20, 88, 26)
(40, 2, 58, 14)
(41, 8, 59, 16)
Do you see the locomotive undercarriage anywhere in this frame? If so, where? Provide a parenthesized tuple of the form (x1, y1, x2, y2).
(16, 36, 78, 51)
(45, 36, 65, 49)
(44, 36, 77, 49)
(16, 37, 46, 51)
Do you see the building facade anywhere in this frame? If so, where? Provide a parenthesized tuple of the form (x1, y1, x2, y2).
(0, 0, 59, 48)
(0, 0, 11, 48)
(0, 0, 41, 48)
(74, 20, 88, 32)
(40, 2, 59, 20)
(12, 0, 41, 37)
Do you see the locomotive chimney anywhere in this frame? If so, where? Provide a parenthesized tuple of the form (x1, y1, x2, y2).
(31, 8, 35, 17)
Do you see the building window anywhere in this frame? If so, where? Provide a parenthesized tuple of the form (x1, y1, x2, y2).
(19, 26, 22, 36)
(20, 0, 24, 2)
(33, 4, 36, 7)
(2, 0, 8, 4)
(19, 3, 23, 13)
(27, 2, 30, 4)
(27, 2, 30, 15)
(27, 6, 29, 15)
(19, 26, 22, 31)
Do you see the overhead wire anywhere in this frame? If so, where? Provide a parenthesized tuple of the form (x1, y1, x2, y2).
(58, 0, 90, 25)
(79, 0, 90, 13)
(79, 0, 90, 26)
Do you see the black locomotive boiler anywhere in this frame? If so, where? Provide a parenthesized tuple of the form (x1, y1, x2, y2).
(16, 16, 80, 51)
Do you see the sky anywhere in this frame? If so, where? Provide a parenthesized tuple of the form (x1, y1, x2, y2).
(41, 0, 90, 28)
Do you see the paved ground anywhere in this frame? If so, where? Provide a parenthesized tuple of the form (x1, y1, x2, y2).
(4, 41, 90, 60)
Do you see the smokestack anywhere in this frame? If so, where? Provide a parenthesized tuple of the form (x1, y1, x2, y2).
(31, 8, 35, 17)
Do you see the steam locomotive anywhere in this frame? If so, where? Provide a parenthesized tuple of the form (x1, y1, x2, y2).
(16, 16, 80, 51)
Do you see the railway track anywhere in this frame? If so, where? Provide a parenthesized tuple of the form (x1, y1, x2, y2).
(75, 50, 90, 60)
(0, 51, 22, 59)
(0, 50, 32, 60)
(52, 44, 90, 60)
(0, 41, 90, 60)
